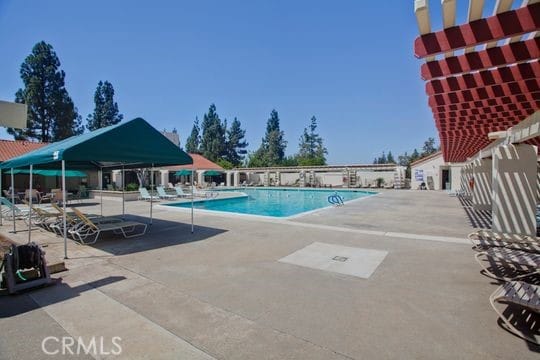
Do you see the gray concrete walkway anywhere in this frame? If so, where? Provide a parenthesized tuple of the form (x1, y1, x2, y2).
(0, 190, 538, 359)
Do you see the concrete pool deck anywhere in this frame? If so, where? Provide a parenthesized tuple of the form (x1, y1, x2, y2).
(0, 190, 538, 359)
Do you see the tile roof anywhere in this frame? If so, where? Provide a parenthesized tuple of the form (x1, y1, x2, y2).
(165, 153, 223, 171)
(0, 139, 47, 162)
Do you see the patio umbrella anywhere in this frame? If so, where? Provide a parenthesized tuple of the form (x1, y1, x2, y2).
(175, 169, 192, 176)
(204, 170, 222, 176)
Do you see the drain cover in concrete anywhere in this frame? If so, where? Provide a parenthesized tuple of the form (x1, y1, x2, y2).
(279, 242, 387, 279)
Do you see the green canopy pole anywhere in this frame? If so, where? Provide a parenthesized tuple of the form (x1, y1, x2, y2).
(191, 166, 194, 234)
(62, 160, 68, 259)
(28, 164, 33, 243)
(150, 164, 154, 225)
(122, 165, 125, 220)
(99, 167, 103, 217)
(11, 168, 16, 233)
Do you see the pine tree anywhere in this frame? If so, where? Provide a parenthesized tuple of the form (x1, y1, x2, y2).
(398, 152, 410, 167)
(386, 151, 395, 164)
(86, 81, 123, 131)
(297, 116, 327, 166)
(421, 137, 437, 157)
(185, 117, 201, 153)
(8, 41, 83, 141)
(252, 109, 286, 166)
(52, 89, 83, 140)
(377, 151, 387, 164)
(225, 117, 248, 166)
(199, 104, 226, 161)
(410, 148, 420, 162)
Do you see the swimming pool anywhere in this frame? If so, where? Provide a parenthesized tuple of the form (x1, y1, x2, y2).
(165, 188, 376, 218)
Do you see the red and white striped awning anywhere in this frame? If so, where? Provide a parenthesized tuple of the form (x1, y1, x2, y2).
(414, 0, 539, 162)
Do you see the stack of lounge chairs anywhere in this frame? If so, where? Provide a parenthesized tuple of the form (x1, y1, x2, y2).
(469, 229, 540, 344)
(4, 197, 147, 245)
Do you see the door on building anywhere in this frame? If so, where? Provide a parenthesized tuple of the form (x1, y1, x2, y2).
(441, 169, 450, 190)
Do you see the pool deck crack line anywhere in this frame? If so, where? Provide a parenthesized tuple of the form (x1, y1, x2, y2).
(283, 221, 470, 245)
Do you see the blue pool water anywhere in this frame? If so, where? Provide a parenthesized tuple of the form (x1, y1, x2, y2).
(166, 188, 376, 217)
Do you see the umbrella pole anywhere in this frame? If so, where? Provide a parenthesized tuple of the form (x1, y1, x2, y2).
(11, 169, 16, 233)
(122, 164, 125, 220)
(99, 167, 103, 217)
(62, 160, 67, 259)
(191, 166, 194, 234)
(28, 165, 33, 243)
(150, 164, 153, 225)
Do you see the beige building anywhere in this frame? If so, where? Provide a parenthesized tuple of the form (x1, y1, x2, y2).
(225, 164, 406, 188)
(410, 151, 464, 191)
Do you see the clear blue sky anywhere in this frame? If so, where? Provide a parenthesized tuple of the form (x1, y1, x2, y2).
(0, 0, 474, 164)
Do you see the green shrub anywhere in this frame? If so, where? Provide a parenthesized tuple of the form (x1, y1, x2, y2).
(126, 183, 139, 191)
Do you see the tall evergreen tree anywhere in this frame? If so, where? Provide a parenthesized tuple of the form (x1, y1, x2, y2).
(252, 109, 287, 166)
(297, 116, 327, 166)
(410, 148, 420, 162)
(398, 152, 409, 167)
(377, 151, 387, 164)
(199, 104, 226, 161)
(386, 151, 395, 164)
(86, 80, 123, 131)
(421, 137, 437, 157)
(8, 41, 83, 141)
(225, 117, 248, 166)
(185, 116, 201, 153)
(52, 90, 83, 140)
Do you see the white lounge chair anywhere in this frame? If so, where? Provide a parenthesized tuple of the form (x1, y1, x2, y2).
(48, 203, 121, 236)
(468, 230, 540, 253)
(156, 186, 176, 200)
(475, 247, 540, 281)
(138, 188, 160, 201)
(469, 229, 537, 243)
(0, 197, 31, 219)
(68, 208, 147, 245)
(174, 187, 191, 198)
(489, 281, 540, 345)
(32, 207, 62, 230)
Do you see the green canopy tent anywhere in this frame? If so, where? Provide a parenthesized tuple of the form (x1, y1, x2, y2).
(0, 118, 194, 259)
(2, 169, 87, 198)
